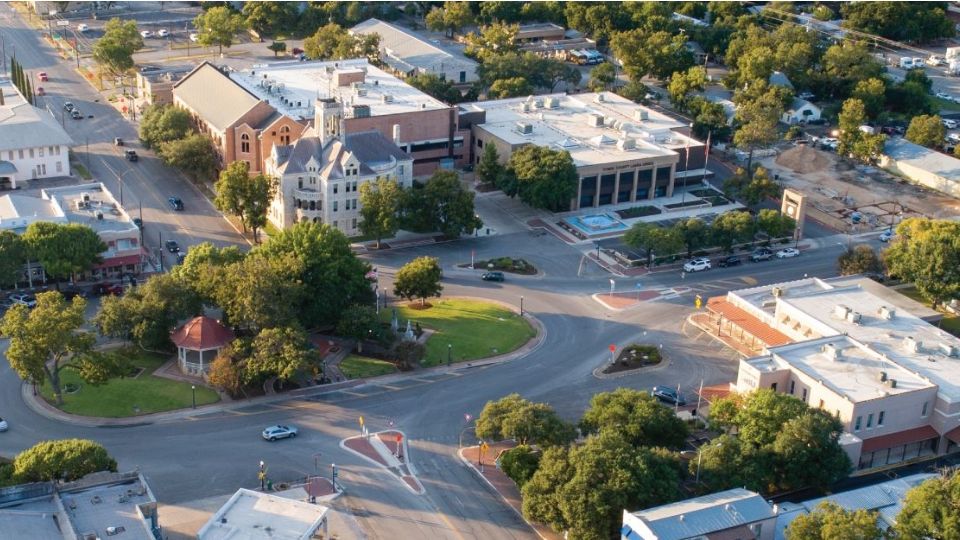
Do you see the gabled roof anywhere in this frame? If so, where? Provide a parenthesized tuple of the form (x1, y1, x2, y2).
(787, 98, 819, 113)
(170, 316, 234, 350)
(274, 131, 411, 178)
(627, 488, 775, 540)
(769, 71, 794, 89)
(0, 79, 74, 151)
(173, 62, 263, 132)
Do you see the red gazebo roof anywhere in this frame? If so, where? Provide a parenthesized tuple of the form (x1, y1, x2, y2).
(170, 316, 235, 350)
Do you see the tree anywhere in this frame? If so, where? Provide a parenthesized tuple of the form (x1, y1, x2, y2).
(425, 1, 473, 38)
(169, 242, 244, 303)
(507, 146, 577, 212)
(94, 273, 202, 350)
(787, 501, 882, 540)
(852, 78, 886, 119)
(393, 256, 443, 307)
(722, 389, 809, 447)
(564, 2, 633, 44)
(773, 410, 851, 492)
(139, 104, 192, 149)
(522, 431, 682, 540)
(673, 218, 710, 258)
(842, 2, 955, 43)
(1, 292, 125, 405)
(837, 98, 886, 163)
(733, 86, 783, 176)
(91, 18, 143, 78)
(464, 21, 518, 62)
(611, 28, 693, 81)
(254, 222, 374, 326)
(401, 170, 482, 238)
(489, 76, 533, 98)
(336, 304, 383, 351)
(159, 134, 218, 182)
(214, 161, 251, 231)
(883, 218, 960, 308)
(499, 445, 541, 488)
(906, 114, 945, 148)
(756, 208, 795, 239)
(242, 1, 298, 37)
(267, 41, 287, 57)
(579, 388, 688, 448)
(302, 22, 380, 62)
(207, 351, 243, 397)
(241, 173, 275, 243)
(0, 230, 27, 288)
(358, 178, 402, 248)
(896, 471, 960, 540)
(711, 211, 755, 252)
(624, 222, 683, 266)
(723, 166, 782, 209)
(668, 66, 707, 111)
(11, 439, 117, 483)
(817, 42, 884, 100)
(406, 72, 463, 104)
(193, 6, 246, 55)
(22, 222, 106, 285)
(587, 62, 616, 92)
(692, 435, 771, 493)
(689, 97, 732, 141)
(475, 144, 505, 188)
(216, 252, 306, 331)
(838, 245, 883, 276)
(243, 326, 318, 384)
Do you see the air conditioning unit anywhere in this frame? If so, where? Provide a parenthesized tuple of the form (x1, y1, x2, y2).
(95, 211, 104, 220)
(520, 102, 532, 113)
(903, 336, 921, 353)
(846, 311, 862, 324)
(940, 342, 959, 357)
(616, 138, 635, 151)
(516, 121, 533, 134)
(545, 97, 560, 109)
(834, 304, 851, 319)
(81, 192, 91, 202)
(75, 199, 85, 210)
(772, 286, 783, 297)
(878, 371, 888, 382)
(594, 94, 605, 103)
(878, 305, 896, 320)
(633, 109, 649, 121)
(821, 343, 841, 360)
(588, 114, 604, 127)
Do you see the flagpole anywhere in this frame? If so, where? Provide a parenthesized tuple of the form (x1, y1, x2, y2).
(681, 123, 692, 204)
(703, 130, 712, 188)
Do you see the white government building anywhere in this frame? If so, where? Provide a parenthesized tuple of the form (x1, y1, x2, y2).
(0, 77, 73, 190)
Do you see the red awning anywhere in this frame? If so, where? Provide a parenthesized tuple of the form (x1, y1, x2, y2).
(94, 253, 144, 269)
(946, 426, 960, 445)
(706, 296, 793, 347)
(861, 425, 939, 453)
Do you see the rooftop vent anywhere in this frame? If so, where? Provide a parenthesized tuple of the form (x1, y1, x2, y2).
(822, 343, 842, 361)
(633, 109, 649, 122)
(81, 192, 91, 202)
(520, 101, 533, 113)
(595, 93, 605, 103)
(533, 98, 543, 108)
(616, 138, 635, 151)
(516, 121, 534, 135)
(879, 371, 888, 382)
(381, 94, 394, 103)
(772, 286, 784, 297)
(903, 336, 921, 353)
(834, 304, 851, 319)
(545, 97, 560, 109)
(886, 379, 898, 388)
(588, 113, 604, 127)
(95, 212, 104, 221)
(878, 306, 896, 320)
(846, 311, 862, 324)
(940, 343, 959, 357)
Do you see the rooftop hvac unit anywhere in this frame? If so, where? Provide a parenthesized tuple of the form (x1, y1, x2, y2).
(834, 304, 851, 319)
(616, 138, 635, 151)
(74, 199, 85, 210)
(878, 305, 896, 320)
(81, 192, 91, 202)
(878, 371, 888, 382)
(822, 343, 841, 360)
(355, 87, 367, 97)
(633, 109, 649, 122)
(520, 102, 532, 113)
(903, 336, 921, 353)
(381, 94, 394, 103)
(886, 379, 898, 388)
(516, 121, 533, 134)
(533, 98, 543, 108)
(772, 286, 783, 297)
(846, 311, 862, 324)
(545, 97, 560, 109)
(588, 113, 604, 127)
(940, 342, 959, 357)
(594, 93, 605, 103)
(95, 212, 104, 220)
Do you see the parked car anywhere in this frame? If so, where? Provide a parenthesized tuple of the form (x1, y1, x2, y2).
(189, 33, 199, 42)
(168, 197, 184, 211)
(132, 217, 143, 229)
(125, 150, 138, 162)
(943, 118, 959, 129)
(37, 72, 48, 82)
(262, 424, 298, 441)
(937, 92, 953, 100)
(36, 87, 45, 96)
(716, 255, 742, 268)
(683, 257, 711, 273)
(879, 230, 895, 242)
(90, 283, 125, 296)
(652, 386, 686, 406)
(157, 29, 169, 37)
(750, 248, 773, 262)
(776, 247, 801, 259)
(140, 30, 152, 38)
(165, 240, 180, 253)
(114, 137, 124, 146)
(481, 271, 505, 282)
(139, 65, 160, 73)
(71, 109, 82, 120)
(0, 417, 7, 432)
(77, 23, 88, 32)
(9, 294, 37, 308)
(60, 286, 87, 300)
(63, 101, 75, 112)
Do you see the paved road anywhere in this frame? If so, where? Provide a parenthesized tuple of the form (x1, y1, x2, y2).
(0, 3, 247, 268)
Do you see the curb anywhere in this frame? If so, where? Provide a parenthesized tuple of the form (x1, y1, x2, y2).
(340, 430, 424, 495)
(592, 348, 672, 379)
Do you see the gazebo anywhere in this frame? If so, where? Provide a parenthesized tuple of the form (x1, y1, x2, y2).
(170, 316, 235, 375)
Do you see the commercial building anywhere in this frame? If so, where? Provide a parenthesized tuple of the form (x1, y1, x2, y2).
(0, 77, 74, 190)
(879, 136, 960, 199)
(0, 183, 145, 280)
(515, 23, 599, 60)
(709, 276, 960, 470)
(460, 91, 705, 210)
(135, 66, 191, 106)
(351, 18, 479, 85)
(198, 488, 329, 540)
(265, 123, 412, 234)
(0, 471, 161, 540)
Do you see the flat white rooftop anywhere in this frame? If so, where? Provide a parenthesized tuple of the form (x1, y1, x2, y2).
(198, 488, 328, 540)
(462, 91, 702, 168)
(42, 183, 137, 234)
(230, 59, 447, 121)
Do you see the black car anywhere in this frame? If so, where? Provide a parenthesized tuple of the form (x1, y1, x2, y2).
(168, 197, 184, 211)
(652, 386, 686, 406)
(114, 137, 124, 146)
(125, 150, 138, 162)
(716, 255, 742, 268)
(60, 286, 87, 300)
(750, 248, 773, 262)
(481, 271, 505, 282)
(165, 240, 180, 253)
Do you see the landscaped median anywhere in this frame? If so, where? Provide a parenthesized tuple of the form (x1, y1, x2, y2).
(339, 355, 399, 379)
(39, 348, 219, 418)
(385, 298, 536, 367)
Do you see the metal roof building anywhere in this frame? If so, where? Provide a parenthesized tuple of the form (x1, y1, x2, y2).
(622, 488, 778, 540)
(879, 136, 960, 199)
(351, 18, 479, 84)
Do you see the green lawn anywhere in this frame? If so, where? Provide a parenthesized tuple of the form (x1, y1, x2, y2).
(72, 161, 92, 180)
(932, 97, 960, 112)
(385, 298, 536, 367)
(40, 348, 219, 417)
(896, 286, 960, 338)
(339, 355, 398, 379)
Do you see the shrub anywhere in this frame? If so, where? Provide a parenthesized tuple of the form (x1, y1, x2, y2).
(499, 445, 541, 488)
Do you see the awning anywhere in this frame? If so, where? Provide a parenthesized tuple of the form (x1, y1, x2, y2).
(94, 253, 144, 269)
(946, 426, 960, 445)
(861, 425, 939, 453)
(0, 160, 18, 175)
(707, 296, 793, 347)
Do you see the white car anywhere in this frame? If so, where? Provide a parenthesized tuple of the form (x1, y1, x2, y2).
(0, 417, 7, 432)
(140, 30, 152, 38)
(262, 424, 298, 441)
(157, 29, 169, 37)
(76, 23, 88, 32)
(189, 33, 199, 42)
(937, 92, 952, 100)
(879, 230, 895, 242)
(943, 119, 959, 129)
(9, 294, 37, 308)
(683, 258, 712, 273)
(776, 248, 801, 259)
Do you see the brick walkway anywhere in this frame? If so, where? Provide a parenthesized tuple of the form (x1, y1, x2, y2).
(341, 430, 424, 495)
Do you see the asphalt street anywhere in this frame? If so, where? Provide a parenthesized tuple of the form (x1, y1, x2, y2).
(0, 5, 890, 537)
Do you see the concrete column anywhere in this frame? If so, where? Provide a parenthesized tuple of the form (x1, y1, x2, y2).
(612, 174, 620, 205)
(575, 177, 582, 210)
(630, 171, 638, 202)
(647, 168, 656, 200)
(593, 179, 600, 207)
(665, 165, 677, 197)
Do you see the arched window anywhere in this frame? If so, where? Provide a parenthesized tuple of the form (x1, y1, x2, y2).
(241, 133, 250, 153)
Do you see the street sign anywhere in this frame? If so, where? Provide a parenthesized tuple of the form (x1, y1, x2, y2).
(609, 344, 616, 352)
(635, 281, 643, 289)
(464, 413, 472, 422)
(695, 294, 703, 309)
(397, 434, 402, 443)
(56, 20, 70, 27)
(358, 416, 364, 427)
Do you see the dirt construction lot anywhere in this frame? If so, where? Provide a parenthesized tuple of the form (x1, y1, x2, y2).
(762, 145, 960, 231)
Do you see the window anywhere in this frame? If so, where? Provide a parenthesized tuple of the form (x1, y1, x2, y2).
(333, 220, 338, 228)
(854, 416, 862, 431)
(18, 149, 23, 160)
(770, 382, 778, 391)
(801, 388, 808, 401)
(7, 151, 11, 160)
(399, 165, 405, 176)
(38, 147, 44, 157)
(280, 126, 291, 145)
(333, 184, 338, 194)
(352, 218, 357, 229)
(789, 380, 795, 394)
(878, 411, 885, 426)
(460, 71, 467, 83)
(818, 399, 824, 409)
(867, 413, 874, 428)
(477, 139, 483, 148)
(922, 401, 929, 417)
(38, 164, 45, 175)
(29, 148, 34, 158)
(49, 146, 54, 154)
(56, 161, 62, 173)
(241, 133, 250, 153)
(298, 179, 303, 189)
(333, 201, 338, 212)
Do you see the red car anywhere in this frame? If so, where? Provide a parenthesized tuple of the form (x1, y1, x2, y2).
(90, 283, 125, 296)
(36, 87, 45, 96)
(37, 72, 48, 82)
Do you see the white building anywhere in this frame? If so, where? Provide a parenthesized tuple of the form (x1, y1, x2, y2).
(198, 488, 329, 540)
(265, 117, 413, 234)
(879, 136, 960, 199)
(0, 77, 74, 189)
(621, 488, 778, 540)
(781, 98, 822, 125)
(351, 18, 479, 85)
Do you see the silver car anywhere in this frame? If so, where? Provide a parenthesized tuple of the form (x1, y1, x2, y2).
(0, 417, 8, 432)
(262, 424, 298, 441)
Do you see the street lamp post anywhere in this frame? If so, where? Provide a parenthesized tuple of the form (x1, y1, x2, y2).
(191, 385, 196, 409)
(259, 460, 265, 491)
(331, 463, 338, 491)
(520, 295, 524, 316)
(447, 343, 452, 366)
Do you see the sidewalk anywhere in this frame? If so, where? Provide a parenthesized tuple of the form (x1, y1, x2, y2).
(341, 430, 424, 494)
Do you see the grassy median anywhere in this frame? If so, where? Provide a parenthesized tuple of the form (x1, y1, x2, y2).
(339, 355, 398, 379)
